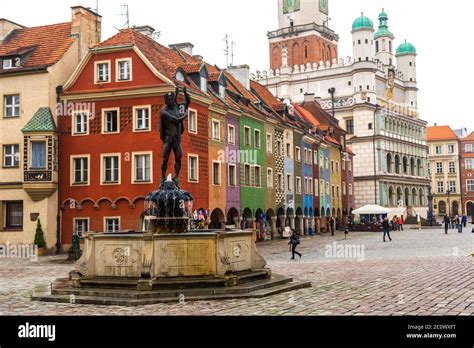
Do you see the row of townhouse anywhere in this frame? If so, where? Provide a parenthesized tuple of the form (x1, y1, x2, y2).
(427, 126, 474, 221)
(0, 7, 354, 252)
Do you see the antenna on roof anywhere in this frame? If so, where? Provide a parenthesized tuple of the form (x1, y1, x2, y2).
(223, 34, 229, 68)
(231, 41, 237, 66)
(118, 4, 130, 28)
(95, 0, 99, 14)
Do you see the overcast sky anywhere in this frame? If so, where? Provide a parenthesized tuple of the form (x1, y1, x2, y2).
(3, 0, 472, 131)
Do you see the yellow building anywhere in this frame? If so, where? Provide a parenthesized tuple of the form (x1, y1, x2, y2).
(427, 126, 461, 216)
(0, 7, 100, 252)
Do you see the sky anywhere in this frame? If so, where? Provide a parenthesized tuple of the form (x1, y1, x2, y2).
(3, 0, 472, 131)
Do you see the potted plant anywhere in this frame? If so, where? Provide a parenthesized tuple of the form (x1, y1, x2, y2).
(34, 219, 46, 256)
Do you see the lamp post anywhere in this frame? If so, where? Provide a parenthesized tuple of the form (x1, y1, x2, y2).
(427, 187, 434, 226)
(446, 189, 451, 217)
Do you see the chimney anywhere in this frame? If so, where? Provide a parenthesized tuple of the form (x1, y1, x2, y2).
(169, 42, 194, 56)
(304, 93, 315, 103)
(0, 18, 24, 43)
(228, 64, 250, 90)
(132, 25, 155, 39)
(71, 6, 102, 59)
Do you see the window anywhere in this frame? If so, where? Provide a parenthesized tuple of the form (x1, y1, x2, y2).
(133, 106, 150, 131)
(332, 185, 335, 197)
(467, 180, 474, 192)
(95, 61, 110, 83)
(2, 58, 13, 69)
(449, 162, 456, 174)
(212, 120, 220, 140)
(466, 144, 473, 153)
(435, 145, 442, 155)
(331, 160, 334, 173)
(314, 179, 318, 196)
(254, 129, 261, 148)
(72, 157, 89, 185)
(266, 133, 273, 153)
(375, 41, 379, 53)
(276, 140, 282, 156)
(73, 111, 88, 135)
(337, 186, 340, 198)
(295, 147, 301, 161)
(286, 143, 291, 158)
(303, 149, 308, 163)
(277, 173, 284, 191)
(287, 174, 292, 192)
(30, 141, 46, 169)
(212, 161, 221, 186)
(244, 164, 251, 186)
(200, 76, 208, 92)
(244, 126, 251, 146)
(436, 162, 443, 174)
(309, 150, 313, 164)
(296, 177, 301, 194)
(74, 218, 88, 237)
(133, 153, 151, 183)
(346, 119, 354, 134)
(188, 109, 197, 134)
(336, 161, 339, 173)
(228, 164, 236, 187)
(309, 178, 313, 194)
(105, 218, 120, 233)
(342, 181, 347, 195)
(103, 108, 119, 133)
(314, 151, 318, 165)
(267, 168, 273, 188)
(228, 125, 235, 144)
(3, 144, 19, 168)
(219, 84, 226, 99)
(4, 95, 20, 117)
(5, 202, 23, 229)
(319, 155, 323, 166)
(448, 181, 456, 193)
(349, 184, 353, 196)
(326, 183, 329, 195)
(116, 58, 132, 81)
(254, 166, 261, 187)
(325, 158, 329, 169)
(102, 155, 120, 184)
(368, 123, 373, 130)
(320, 180, 324, 195)
(466, 159, 473, 170)
(437, 181, 444, 193)
(447, 144, 455, 154)
(188, 155, 199, 182)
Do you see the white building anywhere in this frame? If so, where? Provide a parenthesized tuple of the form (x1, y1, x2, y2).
(253, 2, 430, 217)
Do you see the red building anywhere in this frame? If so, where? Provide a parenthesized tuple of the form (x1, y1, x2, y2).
(59, 29, 211, 247)
(460, 132, 474, 222)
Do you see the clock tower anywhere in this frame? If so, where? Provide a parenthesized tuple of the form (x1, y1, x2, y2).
(269, 0, 339, 71)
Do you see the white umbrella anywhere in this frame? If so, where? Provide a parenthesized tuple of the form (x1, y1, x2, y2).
(352, 205, 392, 215)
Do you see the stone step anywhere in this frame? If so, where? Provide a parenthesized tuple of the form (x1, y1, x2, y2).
(33, 279, 311, 306)
(52, 274, 292, 299)
(78, 269, 271, 290)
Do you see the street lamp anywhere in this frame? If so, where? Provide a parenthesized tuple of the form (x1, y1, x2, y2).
(427, 187, 434, 226)
(446, 189, 451, 217)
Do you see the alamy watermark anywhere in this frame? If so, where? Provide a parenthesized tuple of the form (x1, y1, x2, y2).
(56, 101, 96, 118)
(325, 242, 365, 262)
(0, 243, 38, 262)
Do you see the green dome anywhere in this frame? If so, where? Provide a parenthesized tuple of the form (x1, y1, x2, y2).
(378, 10, 388, 20)
(374, 8, 394, 39)
(396, 41, 417, 56)
(352, 14, 374, 31)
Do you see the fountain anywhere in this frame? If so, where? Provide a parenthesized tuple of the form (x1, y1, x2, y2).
(32, 88, 310, 306)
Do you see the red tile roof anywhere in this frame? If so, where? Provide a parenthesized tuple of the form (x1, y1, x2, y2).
(461, 131, 474, 141)
(250, 80, 286, 112)
(292, 104, 321, 127)
(426, 126, 458, 141)
(0, 22, 75, 73)
(324, 135, 340, 146)
(345, 146, 355, 155)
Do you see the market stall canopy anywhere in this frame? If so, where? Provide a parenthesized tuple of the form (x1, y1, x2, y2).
(352, 205, 392, 215)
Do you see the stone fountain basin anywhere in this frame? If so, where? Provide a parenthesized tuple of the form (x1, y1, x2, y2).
(74, 230, 266, 280)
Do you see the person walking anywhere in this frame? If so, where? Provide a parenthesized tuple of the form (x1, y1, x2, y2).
(392, 216, 399, 231)
(457, 216, 463, 233)
(443, 215, 450, 234)
(382, 217, 392, 242)
(288, 230, 302, 260)
(397, 216, 403, 231)
(462, 215, 467, 228)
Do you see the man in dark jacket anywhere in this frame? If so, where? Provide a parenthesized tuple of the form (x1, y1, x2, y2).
(288, 230, 302, 260)
(382, 218, 392, 242)
(443, 215, 450, 234)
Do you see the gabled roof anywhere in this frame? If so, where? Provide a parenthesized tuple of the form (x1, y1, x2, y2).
(462, 131, 474, 142)
(292, 104, 321, 128)
(22, 107, 57, 133)
(426, 126, 457, 141)
(300, 99, 344, 132)
(0, 22, 75, 74)
(250, 80, 286, 112)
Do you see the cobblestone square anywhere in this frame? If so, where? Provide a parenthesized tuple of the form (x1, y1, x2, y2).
(0, 226, 472, 316)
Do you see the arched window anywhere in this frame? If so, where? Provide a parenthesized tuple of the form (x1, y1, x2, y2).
(375, 41, 379, 53)
(386, 153, 393, 173)
(410, 158, 416, 176)
(395, 155, 401, 174)
(417, 159, 422, 177)
(403, 157, 408, 174)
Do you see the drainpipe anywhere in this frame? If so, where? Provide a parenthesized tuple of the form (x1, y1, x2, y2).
(373, 104, 380, 205)
(55, 85, 63, 254)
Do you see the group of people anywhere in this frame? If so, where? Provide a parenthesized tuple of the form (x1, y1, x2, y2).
(443, 215, 468, 234)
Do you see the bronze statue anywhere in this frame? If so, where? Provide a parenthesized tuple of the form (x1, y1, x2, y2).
(160, 86, 191, 186)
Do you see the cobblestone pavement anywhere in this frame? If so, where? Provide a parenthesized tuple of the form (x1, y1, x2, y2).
(0, 225, 472, 316)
